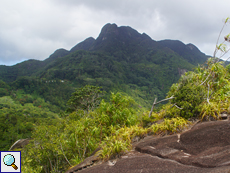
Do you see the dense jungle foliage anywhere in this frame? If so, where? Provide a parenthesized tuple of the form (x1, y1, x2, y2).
(17, 54, 230, 172)
(1, 54, 228, 172)
(0, 48, 195, 111)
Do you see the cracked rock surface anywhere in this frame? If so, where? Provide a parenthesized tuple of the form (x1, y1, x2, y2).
(66, 120, 230, 173)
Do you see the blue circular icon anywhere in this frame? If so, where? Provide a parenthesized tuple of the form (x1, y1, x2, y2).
(3, 154, 15, 166)
(3, 154, 18, 170)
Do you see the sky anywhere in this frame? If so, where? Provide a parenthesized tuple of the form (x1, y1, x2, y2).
(0, 0, 230, 66)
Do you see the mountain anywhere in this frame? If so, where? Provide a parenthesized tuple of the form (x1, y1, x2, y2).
(70, 37, 95, 52)
(89, 23, 158, 54)
(0, 59, 44, 83)
(44, 48, 69, 64)
(0, 23, 209, 108)
(158, 40, 207, 65)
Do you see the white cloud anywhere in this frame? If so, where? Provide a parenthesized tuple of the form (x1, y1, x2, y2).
(0, 0, 230, 65)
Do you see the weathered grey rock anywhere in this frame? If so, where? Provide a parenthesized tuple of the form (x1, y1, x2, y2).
(9, 138, 30, 150)
(65, 155, 99, 173)
(220, 113, 228, 120)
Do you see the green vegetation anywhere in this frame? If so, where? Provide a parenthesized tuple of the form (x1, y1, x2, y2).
(20, 92, 140, 172)
(10, 77, 74, 112)
(165, 60, 230, 119)
(19, 88, 193, 172)
(0, 96, 58, 151)
(4, 56, 230, 172)
(1, 21, 230, 173)
(66, 85, 104, 113)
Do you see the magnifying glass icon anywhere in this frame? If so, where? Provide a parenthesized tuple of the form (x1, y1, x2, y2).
(3, 154, 18, 170)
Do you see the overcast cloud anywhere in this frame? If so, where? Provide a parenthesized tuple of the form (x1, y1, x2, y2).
(0, 0, 230, 65)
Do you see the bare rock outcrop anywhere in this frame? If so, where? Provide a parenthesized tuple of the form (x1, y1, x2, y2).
(9, 138, 30, 150)
(66, 120, 230, 173)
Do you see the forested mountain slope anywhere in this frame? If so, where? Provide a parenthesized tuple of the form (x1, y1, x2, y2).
(0, 23, 209, 109)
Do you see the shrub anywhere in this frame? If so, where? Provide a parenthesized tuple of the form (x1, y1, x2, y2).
(149, 117, 190, 134)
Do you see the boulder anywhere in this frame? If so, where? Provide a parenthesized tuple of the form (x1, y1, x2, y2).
(65, 154, 100, 173)
(9, 138, 30, 150)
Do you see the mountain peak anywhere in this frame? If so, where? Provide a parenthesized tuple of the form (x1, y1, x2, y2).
(44, 48, 69, 64)
(101, 23, 118, 32)
(158, 40, 207, 65)
(96, 23, 118, 42)
(70, 37, 95, 52)
(39, 23, 207, 67)
(97, 23, 149, 41)
(91, 23, 154, 54)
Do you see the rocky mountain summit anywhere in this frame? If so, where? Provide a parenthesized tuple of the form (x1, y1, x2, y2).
(49, 23, 208, 65)
(66, 118, 230, 173)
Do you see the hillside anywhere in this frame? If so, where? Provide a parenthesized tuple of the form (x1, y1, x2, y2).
(0, 23, 209, 109)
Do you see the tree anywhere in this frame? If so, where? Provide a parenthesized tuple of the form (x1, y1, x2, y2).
(0, 80, 9, 97)
(66, 85, 104, 113)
